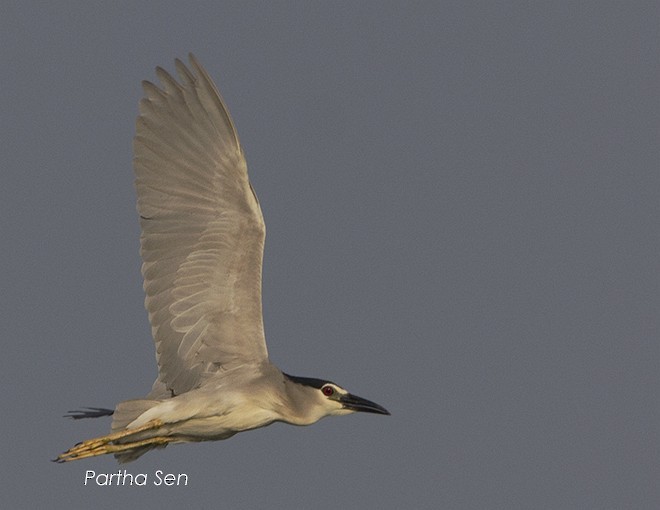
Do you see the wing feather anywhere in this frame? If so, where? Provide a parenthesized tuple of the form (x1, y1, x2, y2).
(134, 54, 268, 396)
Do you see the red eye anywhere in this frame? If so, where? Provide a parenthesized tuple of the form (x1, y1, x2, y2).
(322, 386, 334, 396)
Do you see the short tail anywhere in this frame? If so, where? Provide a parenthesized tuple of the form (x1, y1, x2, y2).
(111, 399, 165, 463)
(56, 399, 167, 464)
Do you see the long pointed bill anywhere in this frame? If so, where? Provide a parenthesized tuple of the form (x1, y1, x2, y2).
(340, 393, 390, 415)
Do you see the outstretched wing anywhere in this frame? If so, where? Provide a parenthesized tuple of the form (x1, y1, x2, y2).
(134, 54, 268, 396)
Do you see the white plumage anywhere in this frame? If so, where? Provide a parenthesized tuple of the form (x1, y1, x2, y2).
(55, 55, 388, 464)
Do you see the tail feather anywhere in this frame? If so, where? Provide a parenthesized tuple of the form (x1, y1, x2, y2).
(57, 399, 170, 463)
(114, 443, 167, 464)
(111, 399, 164, 463)
(111, 399, 160, 432)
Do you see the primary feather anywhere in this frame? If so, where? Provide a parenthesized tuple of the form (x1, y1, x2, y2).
(134, 54, 268, 397)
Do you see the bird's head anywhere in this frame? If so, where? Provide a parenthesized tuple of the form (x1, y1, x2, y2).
(283, 373, 390, 424)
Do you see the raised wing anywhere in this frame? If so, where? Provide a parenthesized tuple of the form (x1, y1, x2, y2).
(134, 54, 268, 396)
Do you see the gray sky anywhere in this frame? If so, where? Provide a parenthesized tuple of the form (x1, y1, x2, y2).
(2, 2, 659, 508)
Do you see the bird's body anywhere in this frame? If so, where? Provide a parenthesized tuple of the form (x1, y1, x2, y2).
(55, 55, 388, 464)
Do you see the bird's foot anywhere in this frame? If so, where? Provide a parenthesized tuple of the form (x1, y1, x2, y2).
(54, 419, 166, 462)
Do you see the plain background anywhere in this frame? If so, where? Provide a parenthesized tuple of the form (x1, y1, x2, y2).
(2, 2, 659, 508)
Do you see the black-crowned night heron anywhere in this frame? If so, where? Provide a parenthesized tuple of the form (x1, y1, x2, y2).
(55, 55, 389, 464)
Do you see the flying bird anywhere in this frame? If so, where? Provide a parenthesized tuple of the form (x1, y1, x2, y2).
(55, 54, 389, 463)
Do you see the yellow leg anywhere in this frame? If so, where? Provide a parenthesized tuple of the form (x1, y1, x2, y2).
(57, 436, 173, 462)
(54, 419, 165, 463)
